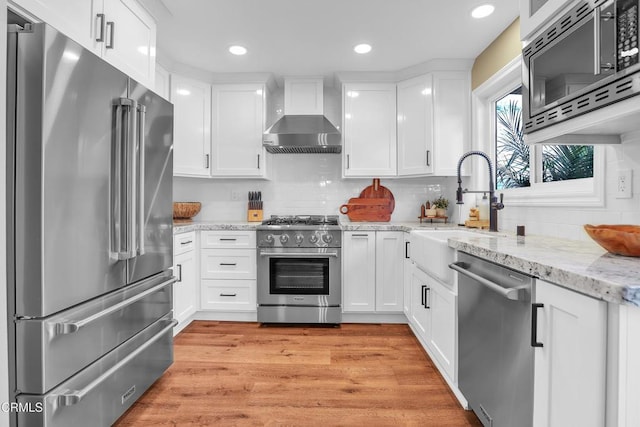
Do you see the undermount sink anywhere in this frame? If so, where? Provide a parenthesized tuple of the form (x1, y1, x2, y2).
(409, 229, 491, 285)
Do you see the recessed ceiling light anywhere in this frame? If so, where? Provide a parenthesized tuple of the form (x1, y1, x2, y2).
(471, 4, 495, 18)
(229, 45, 247, 55)
(354, 43, 372, 54)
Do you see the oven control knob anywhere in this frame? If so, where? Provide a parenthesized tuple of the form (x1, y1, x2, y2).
(280, 234, 289, 244)
(264, 234, 274, 244)
(309, 235, 319, 244)
(295, 234, 304, 244)
(322, 234, 333, 244)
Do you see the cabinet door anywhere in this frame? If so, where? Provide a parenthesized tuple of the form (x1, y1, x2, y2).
(284, 78, 324, 114)
(403, 237, 412, 317)
(375, 232, 404, 312)
(427, 278, 456, 381)
(533, 280, 606, 427)
(211, 84, 265, 177)
(171, 75, 211, 177)
(343, 83, 397, 177)
(397, 75, 433, 176)
(154, 64, 170, 101)
(342, 232, 376, 312)
(173, 249, 197, 332)
(432, 71, 470, 176)
(101, 0, 156, 88)
(9, 0, 103, 56)
(410, 267, 429, 338)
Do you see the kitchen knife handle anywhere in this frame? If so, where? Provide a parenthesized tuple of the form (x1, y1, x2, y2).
(95, 14, 105, 42)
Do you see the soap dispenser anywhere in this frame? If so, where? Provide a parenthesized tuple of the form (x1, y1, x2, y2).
(478, 193, 489, 222)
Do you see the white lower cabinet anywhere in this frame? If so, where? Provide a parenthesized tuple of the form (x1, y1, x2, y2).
(200, 230, 257, 313)
(409, 265, 456, 382)
(533, 279, 607, 427)
(342, 231, 404, 312)
(173, 232, 197, 334)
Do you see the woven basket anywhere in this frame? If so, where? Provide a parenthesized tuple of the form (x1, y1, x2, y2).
(173, 202, 201, 220)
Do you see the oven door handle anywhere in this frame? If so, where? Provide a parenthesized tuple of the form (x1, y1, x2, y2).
(259, 251, 339, 258)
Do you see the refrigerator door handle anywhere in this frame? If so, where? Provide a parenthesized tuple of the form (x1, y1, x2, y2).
(111, 98, 137, 260)
(52, 277, 176, 336)
(137, 104, 146, 256)
(53, 318, 178, 406)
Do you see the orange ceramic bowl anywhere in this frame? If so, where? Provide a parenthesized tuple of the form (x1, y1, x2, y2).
(584, 224, 640, 257)
(173, 202, 201, 220)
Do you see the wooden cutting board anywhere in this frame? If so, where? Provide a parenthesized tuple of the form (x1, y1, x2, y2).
(359, 178, 395, 212)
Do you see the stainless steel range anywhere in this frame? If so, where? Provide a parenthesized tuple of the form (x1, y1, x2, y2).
(257, 215, 342, 324)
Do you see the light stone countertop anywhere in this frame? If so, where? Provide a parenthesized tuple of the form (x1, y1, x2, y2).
(173, 220, 640, 306)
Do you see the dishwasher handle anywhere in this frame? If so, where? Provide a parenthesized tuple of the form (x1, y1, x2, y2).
(449, 261, 529, 301)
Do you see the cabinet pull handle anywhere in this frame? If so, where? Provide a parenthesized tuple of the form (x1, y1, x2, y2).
(176, 264, 182, 282)
(426, 150, 431, 166)
(421, 285, 426, 307)
(346, 154, 350, 169)
(425, 287, 431, 309)
(220, 293, 237, 297)
(405, 241, 410, 259)
(105, 21, 115, 49)
(351, 234, 369, 237)
(204, 154, 210, 169)
(219, 238, 237, 241)
(531, 303, 544, 348)
(95, 14, 106, 42)
(219, 263, 237, 266)
(257, 154, 260, 169)
(180, 240, 193, 245)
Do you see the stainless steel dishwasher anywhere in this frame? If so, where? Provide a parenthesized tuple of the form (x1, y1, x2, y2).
(450, 252, 534, 427)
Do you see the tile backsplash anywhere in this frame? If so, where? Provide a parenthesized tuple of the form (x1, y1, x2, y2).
(174, 154, 465, 224)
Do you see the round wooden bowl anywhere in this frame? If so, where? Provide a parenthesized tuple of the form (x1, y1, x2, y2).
(173, 202, 201, 220)
(584, 224, 640, 257)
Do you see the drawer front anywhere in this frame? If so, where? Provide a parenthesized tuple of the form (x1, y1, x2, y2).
(201, 249, 256, 279)
(16, 273, 174, 394)
(174, 231, 196, 255)
(201, 230, 256, 249)
(201, 280, 256, 311)
(18, 315, 175, 427)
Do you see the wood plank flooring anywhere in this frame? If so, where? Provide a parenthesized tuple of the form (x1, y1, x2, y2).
(114, 321, 481, 426)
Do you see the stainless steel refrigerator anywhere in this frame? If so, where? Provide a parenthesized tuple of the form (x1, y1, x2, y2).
(7, 23, 175, 426)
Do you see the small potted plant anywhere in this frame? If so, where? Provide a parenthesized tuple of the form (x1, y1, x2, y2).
(433, 196, 449, 217)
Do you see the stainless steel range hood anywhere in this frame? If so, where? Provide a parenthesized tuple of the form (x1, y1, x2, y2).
(263, 115, 341, 153)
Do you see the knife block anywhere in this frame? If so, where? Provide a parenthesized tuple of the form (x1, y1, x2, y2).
(247, 209, 263, 222)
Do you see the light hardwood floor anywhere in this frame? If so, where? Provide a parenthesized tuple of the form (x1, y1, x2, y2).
(114, 321, 481, 426)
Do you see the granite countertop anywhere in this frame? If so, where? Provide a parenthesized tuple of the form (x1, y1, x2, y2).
(173, 220, 640, 306)
(446, 233, 640, 307)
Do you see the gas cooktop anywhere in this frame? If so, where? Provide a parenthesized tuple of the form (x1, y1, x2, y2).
(259, 215, 339, 227)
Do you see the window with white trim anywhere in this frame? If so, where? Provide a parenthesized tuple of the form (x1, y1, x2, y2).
(474, 56, 604, 207)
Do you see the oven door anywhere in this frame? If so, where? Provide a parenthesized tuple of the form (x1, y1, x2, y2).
(257, 247, 341, 307)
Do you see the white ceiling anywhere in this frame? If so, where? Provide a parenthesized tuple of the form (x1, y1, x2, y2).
(141, 0, 520, 78)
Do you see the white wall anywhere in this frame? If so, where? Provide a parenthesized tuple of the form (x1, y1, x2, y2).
(499, 136, 640, 241)
(174, 154, 463, 224)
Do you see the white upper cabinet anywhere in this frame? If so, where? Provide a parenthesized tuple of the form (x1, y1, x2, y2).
(432, 71, 471, 176)
(10, 0, 157, 88)
(397, 75, 434, 176)
(520, 0, 574, 42)
(343, 83, 397, 177)
(101, 0, 156, 87)
(284, 78, 324, 114)
(171, 75, 212, 177)
(211, 84, 267, 177)
(154, 63, 170, 100)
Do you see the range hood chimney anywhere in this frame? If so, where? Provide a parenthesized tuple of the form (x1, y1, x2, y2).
(263, 78, 341, 154)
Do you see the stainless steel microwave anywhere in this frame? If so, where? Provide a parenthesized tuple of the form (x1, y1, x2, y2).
(523, 0, 640, 134)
